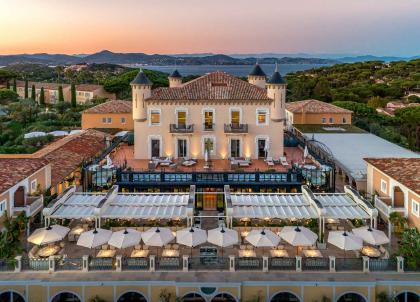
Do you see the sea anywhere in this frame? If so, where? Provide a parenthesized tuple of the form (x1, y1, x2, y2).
(127, 63, 332, 77)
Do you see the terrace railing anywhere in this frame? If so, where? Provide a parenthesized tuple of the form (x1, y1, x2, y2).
(269, 257, 296, 270)
(188, 257, 229, 271)
(169, 124, 194, 134)
(88, 257, 114, 271)
(156, 257, 181, 270)
(21, 257, 49, 271)
(224, 123, 248, 134)
(335, 258, 363, 271)
(374, 196, 405, 218)
(302, 257, 329, 271)
(12, 195, 43, 217)
(0, 259, 15, 272)
(56, 258, 83, 271)
(235, 257, 263, 270)
(122, 257, 149, 271)
(369, 258, 397, 272)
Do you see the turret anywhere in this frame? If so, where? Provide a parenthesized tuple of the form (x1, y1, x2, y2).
(247, 63, 266, 89)
(168, 69, 182, 88)
(131, 69, 152, 122)
(266, 64, 287, 122)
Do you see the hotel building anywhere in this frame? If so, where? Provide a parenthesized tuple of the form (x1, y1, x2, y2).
(131, 65, 286, 161)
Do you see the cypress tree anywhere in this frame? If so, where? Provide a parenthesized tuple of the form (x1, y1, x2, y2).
(12, 79, 17, 92)
(31, 84, 36, 100)
(71, 83, 76, 108)
(39, 87, 45, 105)
(24, 79, 29, 98)
(58, 85, 64, 103)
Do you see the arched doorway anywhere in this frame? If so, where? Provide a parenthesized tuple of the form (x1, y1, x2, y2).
(211, 293, 237, 302)
(183, 293, 206, 302)
(393, 186, 405, 207)
(270, 292, 300, 302)
(13, 186, 25, 207)
(337, 293, 366, 302)
(117, 291, 148, 302)
(51, 292, 81, 302)
(0, 291, 26, 302)
(395, 291, 419, 302)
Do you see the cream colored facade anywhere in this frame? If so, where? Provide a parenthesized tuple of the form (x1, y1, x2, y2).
(0, 276, 418, 302)
(132, 69, 286, 160)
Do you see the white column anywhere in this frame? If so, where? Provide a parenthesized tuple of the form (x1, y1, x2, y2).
(262, 256, 269, 272)
(182, 256, 189, 272)
(396, 256, 404, 273)
(295, 256, 302, 272)
(48, 256, 55, 272)
(14, 256, 22, 272)
(82, 255, 89, 272)
(229, 255, 235, 272)
(362, 256, 369, 273)
(149, 255, 155, 272)
(116, 255, 122, 272)
(329, 256, 336, 272)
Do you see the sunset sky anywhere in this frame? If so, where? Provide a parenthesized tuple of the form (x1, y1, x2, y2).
(1, 0, 420, 56)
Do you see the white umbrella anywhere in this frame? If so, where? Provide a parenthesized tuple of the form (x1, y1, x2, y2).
(142, 227, 174, 247)
(352, 226, 389, 245)
(48, 130, 68, 137)
(279, 226, 317, 247)
(328, 231, 363, 253)
(204, 149, 209, 162)
(28, 225, 70, 245)
(176, 227, 207, 247)
(264, 140, 270, 159)
(108, 229, 141, 249)
(77, 228, 112, 249)
(207, 227, 238, 248)
(24, 131, 46, 139)
(69, 129, 83, 135)
(245, 229, 280, 248)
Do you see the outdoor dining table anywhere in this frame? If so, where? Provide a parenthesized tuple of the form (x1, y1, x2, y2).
(161, 249, 179, 257)
(361, 246, 381, 258)
(68, 226, 84, 241)
(96, 249, 116, 258)
(130, 249, 150, 258)
(302, 249, 322, 258)
(238, 250, 256, 258)
(270, 249, 289, 258)
(37, 245, 60, 258)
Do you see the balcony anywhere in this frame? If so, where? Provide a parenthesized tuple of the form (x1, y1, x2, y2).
(224, 123, 248, 134)
(374, 195, 405, 218)
(169, 124, 194, 134)
(13, 195, 44, 217)
(203, 123, 215, 131)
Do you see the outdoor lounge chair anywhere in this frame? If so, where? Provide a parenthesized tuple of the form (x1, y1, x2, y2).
(279, 156, 288, 166)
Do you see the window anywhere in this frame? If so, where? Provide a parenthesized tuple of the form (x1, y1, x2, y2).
(203, 110, 214, 130)
(150, 109, 161, 126)
(322, 117, 326, 124)
(31, 179, 37, 193)
(329, 117, 334, 123)
(412, 200, 419, 217)
(177, 110, 187, 127)
(380, 179, 387, 194)
(102, 117, 112, 124)
(256, 109, 268, 125)
(102, 117, 106, 124)
(343, 117, 347, 124)
(121, 117, 126, 124)
(0, 200, 6, 215)
(230, 109, 241, 125)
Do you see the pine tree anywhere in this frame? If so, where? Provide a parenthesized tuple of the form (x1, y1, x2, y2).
(58, 85, 64, 102)
(24, 80, 29, 98)
(71, 83, 76, 108)
(31, 85, 36, 100)
(12, 79, 17, 92)
(39, 87, 45, 105)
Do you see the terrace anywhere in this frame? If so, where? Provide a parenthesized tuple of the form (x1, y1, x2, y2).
(2, 184, 411, 276)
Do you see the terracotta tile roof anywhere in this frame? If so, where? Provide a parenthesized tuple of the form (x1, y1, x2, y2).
(286, 99, 353, 114)
(364, 158, 420, 195)
(148, 71, 271, 101)
(82, 100, 132, 114)
(16, 81, 69, 90)
(0, 158, 49, 194)
(32, 129, 111, 186)
(76, 84, 103, 92)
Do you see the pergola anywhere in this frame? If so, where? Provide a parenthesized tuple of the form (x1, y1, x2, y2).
(225, 185, 377, 241)
(43, 186, 194, 227)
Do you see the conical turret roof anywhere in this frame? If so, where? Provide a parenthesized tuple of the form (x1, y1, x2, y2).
(169, 69, 182, 78)
(248, 63, 266, 77)
(267, 64, 286, 84)
(131, 69, 152, 85)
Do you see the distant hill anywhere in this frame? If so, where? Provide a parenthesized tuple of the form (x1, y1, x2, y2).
(0, 50, 338, 66)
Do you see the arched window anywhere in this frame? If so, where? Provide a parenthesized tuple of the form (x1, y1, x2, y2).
(337, 293, 366, 302)
(270, 292, 300, 302)
(211, 293, 237, 302)
(0, 291, 25, 302)
(51, 292, 81, 302)
(395, 292, 419, 302)
(117, 291, 148, 302)
(183, 293, 206, 302)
